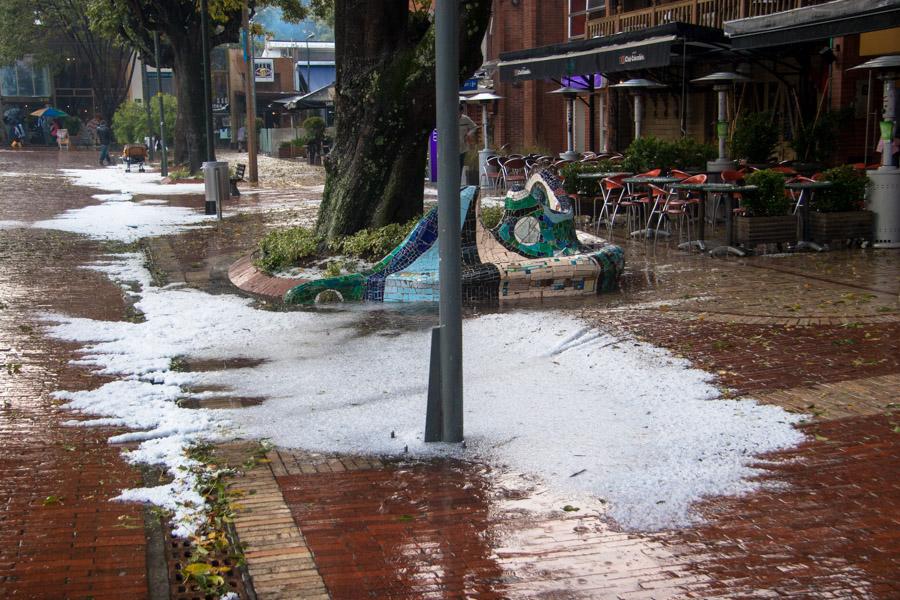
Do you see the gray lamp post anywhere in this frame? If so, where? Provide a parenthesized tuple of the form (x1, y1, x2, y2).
(549, 86, 589, 160)
(610, 78, 666, 141)
(464, 91, 502, 188)
(849, 55, 900, 248)
(691, 71, 750, 176)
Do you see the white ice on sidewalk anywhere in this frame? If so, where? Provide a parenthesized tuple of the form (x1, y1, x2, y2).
(42, 254, 807, 534)
(32, 167, 213, 242)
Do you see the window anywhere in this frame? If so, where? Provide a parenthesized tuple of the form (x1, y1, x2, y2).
(569, 0, 606, 39)
(0, 58, 50, 97)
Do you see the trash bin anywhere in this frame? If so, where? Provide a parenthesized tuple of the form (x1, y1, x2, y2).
(202, 161, 229, 217)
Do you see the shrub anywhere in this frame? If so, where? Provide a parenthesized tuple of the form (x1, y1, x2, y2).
(303, 116, 326, 141)
(112, 94, 177, 145)
(731, 112, 779, 164)
(814, 165, 869, 212)
(256, 227, 321, 273)
(560, 160, 619, 197)
(671, 137, 716, 170)
(622, 136, 676, 173)
(330, 218, 419, 261)
(480, 205, 504, 229)
(742, 169, 790, 217)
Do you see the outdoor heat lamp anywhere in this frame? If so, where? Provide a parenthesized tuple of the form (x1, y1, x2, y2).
(464, 92, 503, 152)
(691, 71, 751, 172)
(849, 55, 900, 248)
(549, 86, 590, 160)
(464, 92, 503, 189)
(849, 55, 900, 170)
(610, 78, 666, 141)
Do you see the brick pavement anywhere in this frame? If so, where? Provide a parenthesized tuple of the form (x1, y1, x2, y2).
(0, 229, 151, 599)
(226, 241, 899, 598)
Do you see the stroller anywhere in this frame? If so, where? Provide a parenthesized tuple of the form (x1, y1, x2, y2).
(122, 144, 147, 172)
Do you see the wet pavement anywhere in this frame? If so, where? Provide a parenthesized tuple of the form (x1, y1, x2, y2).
(1, 149, 898, 599)
(0, 160, 150, 599)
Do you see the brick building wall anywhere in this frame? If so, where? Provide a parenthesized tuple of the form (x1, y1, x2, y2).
(488, 0, 567, 154)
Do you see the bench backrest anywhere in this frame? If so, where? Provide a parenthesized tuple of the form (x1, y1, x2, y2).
(235, 163, 246, 178)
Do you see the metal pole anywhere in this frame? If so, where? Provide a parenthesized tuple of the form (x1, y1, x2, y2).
(864, 69, 872, 166)
(881, 75, 896, 169)
(634, 93, 642, 140)
(153, 32, 168, 178)
(716, 86, 727, 160)
(566, 96, 574, 153)
(434, 0, 463, 443)
(142, 58, 154, 161)
(481, 102, 489, 151)
(200, 0, 216, 161)
(599, 91, 607, 152)
(245, 1, 258, 183)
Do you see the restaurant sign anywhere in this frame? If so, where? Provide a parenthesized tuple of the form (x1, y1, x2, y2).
(254, 59, 275, 82)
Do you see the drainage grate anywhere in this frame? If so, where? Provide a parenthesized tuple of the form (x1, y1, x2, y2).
(164, 526, 249, 600)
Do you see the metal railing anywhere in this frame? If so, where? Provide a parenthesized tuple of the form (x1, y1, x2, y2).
(586, 0, 829, 38)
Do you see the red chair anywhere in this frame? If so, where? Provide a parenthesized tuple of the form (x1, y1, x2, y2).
(670, 169, 691, 180)
(787, 176, 815, 214)
(482, 155, 503, 193)
(602, 174, 633, 236)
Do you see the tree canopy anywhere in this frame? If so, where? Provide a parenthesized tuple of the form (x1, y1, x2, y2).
(0, 0, 136, 122)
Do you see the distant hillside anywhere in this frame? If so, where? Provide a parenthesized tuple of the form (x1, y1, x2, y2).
(255, 6, 334, 42)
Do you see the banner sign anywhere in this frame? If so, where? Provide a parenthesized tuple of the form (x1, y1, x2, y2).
(254, 59, 275, 82)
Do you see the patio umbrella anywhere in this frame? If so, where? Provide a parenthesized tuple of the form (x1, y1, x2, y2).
(30, 107, 68, 118)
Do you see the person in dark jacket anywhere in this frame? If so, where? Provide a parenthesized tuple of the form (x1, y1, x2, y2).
(96, 120, 112, 166)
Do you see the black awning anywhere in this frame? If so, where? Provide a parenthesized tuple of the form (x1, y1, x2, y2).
(725, 0, 900, 50)
(498, 22, 727, 82)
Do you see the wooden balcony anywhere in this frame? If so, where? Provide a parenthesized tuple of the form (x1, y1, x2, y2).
(586, 0, 831, 38)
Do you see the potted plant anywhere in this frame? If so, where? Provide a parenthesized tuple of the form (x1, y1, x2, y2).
(809, 165, 873, 243)
(735, 169, 797, 245)
(731, 112, 779, 168)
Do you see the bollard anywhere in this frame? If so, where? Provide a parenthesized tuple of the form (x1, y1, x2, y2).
(202, 161, 229, 219)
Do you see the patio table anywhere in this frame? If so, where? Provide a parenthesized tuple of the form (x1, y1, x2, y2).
(692, 183, 758, 256)
(669, 181, 710, 250)
(622, 176, 683, 238)
(576, 171, 633, 179)
(786, 180, 833, 252)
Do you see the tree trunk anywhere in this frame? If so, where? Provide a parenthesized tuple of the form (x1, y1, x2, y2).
(316, 0, 491, 241)
(170, 33, 208, 173)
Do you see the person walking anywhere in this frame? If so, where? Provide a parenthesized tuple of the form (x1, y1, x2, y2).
(459, 103, 478, 180)
(237, 124, 246, 152)
(96, 119, 112, 166)
(10, 122, 25, 149)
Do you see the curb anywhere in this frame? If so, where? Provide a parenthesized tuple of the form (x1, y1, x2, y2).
(228, 255, 304, 301)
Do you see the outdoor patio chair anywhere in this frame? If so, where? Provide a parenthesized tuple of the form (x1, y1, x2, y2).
(482, 155, 504, 192)
(603, 174, 633, 236)
(501, 157, 528, 190)
(670, 169, 691, 180)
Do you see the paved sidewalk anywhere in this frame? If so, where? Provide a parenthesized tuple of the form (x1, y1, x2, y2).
(218, 239, 899, 598)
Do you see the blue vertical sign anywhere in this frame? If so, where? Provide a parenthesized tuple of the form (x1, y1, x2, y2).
(429, 129, 438, 182)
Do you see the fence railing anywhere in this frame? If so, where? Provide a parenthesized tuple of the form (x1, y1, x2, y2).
(586, 0, 828, 38)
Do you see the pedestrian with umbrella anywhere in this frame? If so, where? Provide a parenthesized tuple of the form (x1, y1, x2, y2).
(96, 118, 113, 166)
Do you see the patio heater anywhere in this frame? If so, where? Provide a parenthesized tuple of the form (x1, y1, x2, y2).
(849, 55, 900, 248)
(549, 86, 589, 160)
(464, 91, 502, 188)
(610, 78, 666, 141)
(690, 71, 750, 177)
